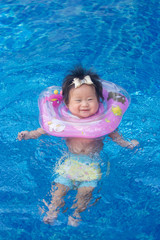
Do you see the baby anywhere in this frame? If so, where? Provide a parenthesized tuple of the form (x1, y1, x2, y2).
(18, 66, 139, 227)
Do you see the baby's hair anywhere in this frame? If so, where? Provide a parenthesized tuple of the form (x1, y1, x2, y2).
(62, 65, 104, 105)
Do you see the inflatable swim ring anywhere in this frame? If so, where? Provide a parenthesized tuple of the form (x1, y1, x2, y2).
(38, 81, 130, 138)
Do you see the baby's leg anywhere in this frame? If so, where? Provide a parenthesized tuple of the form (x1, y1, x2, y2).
(68, 186, 94, 227)
(43, 183, 70, 224)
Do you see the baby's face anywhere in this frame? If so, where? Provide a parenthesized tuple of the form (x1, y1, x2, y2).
(67, 84, 99, 118)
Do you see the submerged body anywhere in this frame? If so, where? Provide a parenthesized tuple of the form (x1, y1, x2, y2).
(18, 66, 139, 227)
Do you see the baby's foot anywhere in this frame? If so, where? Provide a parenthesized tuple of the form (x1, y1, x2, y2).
(68, 215, 81, 227)
(43, 211, 58, 225)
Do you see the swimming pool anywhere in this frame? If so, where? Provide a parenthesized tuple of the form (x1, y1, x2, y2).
(0, 0, 160, 239)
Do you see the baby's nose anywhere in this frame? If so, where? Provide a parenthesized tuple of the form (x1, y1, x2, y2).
(82, 100, 89, 106)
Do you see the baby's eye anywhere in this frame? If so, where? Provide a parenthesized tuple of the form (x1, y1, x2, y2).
(88, 98, 93, 101)
(75, 99, 81, 102)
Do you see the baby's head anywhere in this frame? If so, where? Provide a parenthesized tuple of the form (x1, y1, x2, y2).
(62, 66, 104, 118)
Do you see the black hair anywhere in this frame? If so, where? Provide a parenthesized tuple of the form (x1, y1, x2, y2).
(62, 66, 104, 105)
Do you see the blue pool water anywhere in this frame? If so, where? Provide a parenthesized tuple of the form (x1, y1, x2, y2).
(0, 0, 160, 239)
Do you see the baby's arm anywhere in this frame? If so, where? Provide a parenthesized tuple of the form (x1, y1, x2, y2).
(108, 130, 139, 149)
(18, 128, 46, 141)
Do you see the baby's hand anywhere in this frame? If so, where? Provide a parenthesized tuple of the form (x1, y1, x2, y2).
(129, 140, 139, 149)
(17, 131, 30, 141)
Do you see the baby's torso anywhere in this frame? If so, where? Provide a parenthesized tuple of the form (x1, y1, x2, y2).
(66, 137, 104, 155)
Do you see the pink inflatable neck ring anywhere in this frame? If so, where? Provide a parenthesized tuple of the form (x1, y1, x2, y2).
(38, 81, 130, 138)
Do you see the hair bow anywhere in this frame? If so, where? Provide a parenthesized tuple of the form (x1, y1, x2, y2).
(71, 75, 93, 88)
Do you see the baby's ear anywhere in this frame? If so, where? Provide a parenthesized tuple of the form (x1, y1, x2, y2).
(65, 102, 69, 108)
